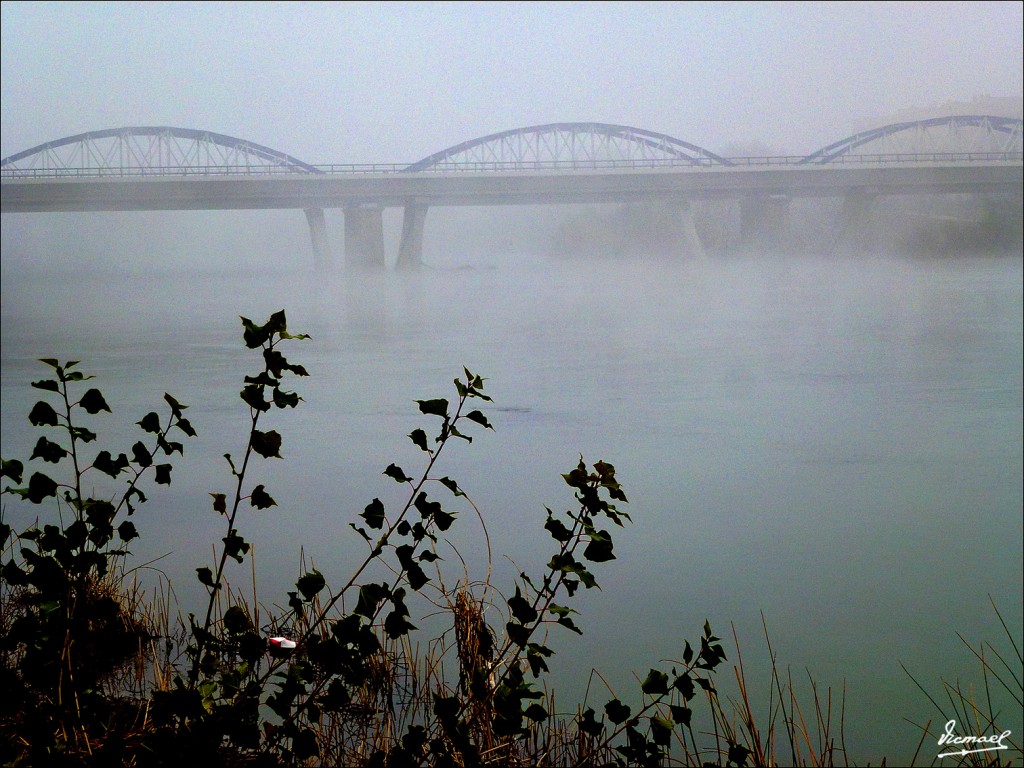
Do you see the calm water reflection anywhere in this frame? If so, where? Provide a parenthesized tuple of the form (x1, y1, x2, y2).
(2, 252, 1021, 762)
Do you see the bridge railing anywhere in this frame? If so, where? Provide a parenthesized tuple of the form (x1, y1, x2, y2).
(2, 152, 1021, 179)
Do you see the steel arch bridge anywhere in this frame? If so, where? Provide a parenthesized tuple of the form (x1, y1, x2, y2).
(3, 116, 1021, 177)
(1, 116, 1020, 270)
(402, 122, 732, 171)
(800, 115, 1023, 164)
(0, 126, 322, 176)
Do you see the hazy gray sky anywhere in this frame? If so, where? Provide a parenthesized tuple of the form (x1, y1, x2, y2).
(2, 1, 1022, 162)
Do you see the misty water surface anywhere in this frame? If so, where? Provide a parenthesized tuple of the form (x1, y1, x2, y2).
(1, 252, 1021, 763)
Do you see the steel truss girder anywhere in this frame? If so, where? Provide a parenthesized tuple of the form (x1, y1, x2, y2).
(403, 122, 732, 170)
(801, 115, 1023, 163)
(0, 126, 321, 174)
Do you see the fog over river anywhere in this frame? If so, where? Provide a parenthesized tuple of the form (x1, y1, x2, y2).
(1, 248, 1021, 763)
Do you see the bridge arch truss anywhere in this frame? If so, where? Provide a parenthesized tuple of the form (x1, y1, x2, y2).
(801, 115, 1023, 163)
(403, 122, 732, 171)
(0, 126, 321, 177)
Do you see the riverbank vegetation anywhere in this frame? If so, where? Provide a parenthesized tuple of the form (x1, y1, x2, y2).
(1, 311, 1020, 766)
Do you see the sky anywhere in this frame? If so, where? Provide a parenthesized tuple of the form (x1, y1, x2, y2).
(2, 0, 1022, 163)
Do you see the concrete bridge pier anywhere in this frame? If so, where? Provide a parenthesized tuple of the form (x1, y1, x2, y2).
(832, 191, 878, 255)
(740, 194, 791, 251)
(304, 207, 333, 271)
(344, 204, 386, 271)
(395, 203, 428, 270)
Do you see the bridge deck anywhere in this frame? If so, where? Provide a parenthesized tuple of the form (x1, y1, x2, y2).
(3, 162, 1021, 212)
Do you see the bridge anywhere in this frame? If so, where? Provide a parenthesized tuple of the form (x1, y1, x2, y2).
(2, 117, 1021, 268)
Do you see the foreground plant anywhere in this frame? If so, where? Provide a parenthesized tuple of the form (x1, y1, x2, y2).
(904, 597, 1023, 767)
(1, 358, 195, 763)
(2, 310, 737, 767)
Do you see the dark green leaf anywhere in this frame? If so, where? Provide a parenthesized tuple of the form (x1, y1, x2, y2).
(437, 476, 463, 496)
(526, 643, 553, 677)
(508, 586, 538, 624)
(641, 669, 669, 696)
(464, 409, 493, 429)
(263, 348, 287, 377)
(132, 441, 152, 468)
(125, 485, 147, 512)
(2, 559, 28, 586)
(673, 673, 695, 700)
(361, 498, 385, 529)
(157, 434, 183, 455)
(434, 508, 456, 531)
(415, 398, 449, 418)
(384, 609, 417, 639)
(28, 401, 59, 427)
(579, 707, 604, 737)
(223, 606, 252, 634)
(650, 716, 674, 746)
(240, 384, 271, 412)
(118, 520, 139, 542)
(670, 705, 692, 727)
(92, 450, 129, 477)
(728, 742, 752, 766)
(175, 417, 196, 437)
(544, 511, 572, 542)
(163, 393, 186, 417)
(524, 703, 547, 722)
(405, 561, 428, 591)
(79, 388, 111, 414)
(355, 582, 390, 618)
(584, 529, 615, 562)
(250, 484, 276, 509)
(223, 530, 250, 563)
(408, 428, 429, 452)
(506, 621, 530, 647)
(557, 615, 583, 635)
(26, 472, 58, 503)
(137, 412, 162, 434)
(154, 464, 172, 485)
(605, 699, 631, 725)
(322, 679, 351, 709)
(211, 493, 227, 514)
(70, 426, 96, 443)
(196, 567, 217, 588)
(296, 569, 326, 600)
(1, 459, 24, 484)
(30, 436, 67, 463)
(241, 315, 271, 349)
(272, 387, 300, 409)
(250, 429, 282, 458)
(31, 378, 60, 392)
(383, 463, 411, 483)
(292, 727, 318, 760)
(414, 491, 440, 519)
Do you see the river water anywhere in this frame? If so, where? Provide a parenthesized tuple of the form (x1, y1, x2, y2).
(1, 250, 1021, 763)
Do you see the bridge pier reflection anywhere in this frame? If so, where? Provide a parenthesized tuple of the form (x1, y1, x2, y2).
(670, 201, 706, 260)
(831, 191, 878, 255)
(343, 205, 386, 271)
(740, 194, 791, 251)
(303, 207, 333, 271)
(396, 203, 428, 270)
